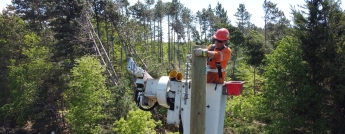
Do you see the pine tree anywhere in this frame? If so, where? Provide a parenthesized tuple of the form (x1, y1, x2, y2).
(243, 30, 264, 95)
(262, 0, 345, 132)
(215, 2, 230, 24)
(48, 0, 92, 66)
(234, 4, 251, 34)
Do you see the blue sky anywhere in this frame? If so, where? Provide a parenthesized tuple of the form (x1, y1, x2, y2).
(1, 0, 344, 28)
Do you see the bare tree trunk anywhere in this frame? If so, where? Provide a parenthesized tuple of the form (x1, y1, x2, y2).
(153, 21, 156, 59)
(254, 67, 256, 95)
(158, 21, 161, 62)
(231, 47, 238, 80)
(160, 19, 163, 62)
(144, 18, 147, 48)
(106, 19, 110, 66)
(173, 31, 175, 61)
(168, 15, 171, 61)
(93, 0, 101, 37)
(150, 20, 152, 55)
(178, 37, 180, 68)
(187, 26, 191, 53)
(121, 38, 123, 69)
(61, 97, 66, 129)
(159, 20, 162, 62)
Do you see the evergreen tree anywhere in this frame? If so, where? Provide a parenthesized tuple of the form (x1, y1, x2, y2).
(263, 0, 278, 47)
(263, 0, 290, 48)
(261, 0, 345, 132)
(0, 9, 30, 113)
(225, 25, 244, 80)
(243, 30, 265, 95)
(12, 0, 48, 32)
(215, 2, 230, 24)
(206, 4, 216, 38)
(234, 4, 251, 34)
(293, 0, 345, 132)
(0, 12, 55, 132)
(263, 36, 313, 133)
(48, 0, 92, 66)
(154, 0, 164, 62)
(129, 0, 145, 22)
(244, 30, 265, 67)
(181, 7, 193, 52)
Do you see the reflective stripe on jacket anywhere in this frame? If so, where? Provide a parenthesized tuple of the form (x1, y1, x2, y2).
(207, 44, 231, 84)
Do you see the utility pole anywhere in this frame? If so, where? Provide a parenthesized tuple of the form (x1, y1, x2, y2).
(190, 46, 207, 134)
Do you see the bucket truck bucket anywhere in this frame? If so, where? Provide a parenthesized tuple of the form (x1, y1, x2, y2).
(222, 81, 245, 96)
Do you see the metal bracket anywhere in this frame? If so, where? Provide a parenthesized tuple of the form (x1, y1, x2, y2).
(205, 65, 210, 74)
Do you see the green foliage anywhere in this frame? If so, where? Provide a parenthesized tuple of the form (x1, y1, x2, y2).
(3, 0, 345, 133)
(0, 32, 51, 126)
(243, 30, 265, 66)
(235, 64, 264, 95)
(215, 2, 230, 24)
(113, 109, 161, 134)
(0, 13, 29, 106)
(234, 4, 251, 33)
(263, 0, 290, 49)
(103, 79, 136, 123)
(291, 0, 345, 132)
(167, 132, 180, 134)
(262, 36, 322, 133)
(49, 0, 92, 65)
(63, 56, 110, 134)
(225, 95, 264, 134)
(224, 60, 265, 134)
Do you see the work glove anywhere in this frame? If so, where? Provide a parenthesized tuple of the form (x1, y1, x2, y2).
(194, 48, 208, 57)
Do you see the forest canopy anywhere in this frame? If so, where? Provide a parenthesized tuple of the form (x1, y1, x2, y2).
(0, 0, 345, 133)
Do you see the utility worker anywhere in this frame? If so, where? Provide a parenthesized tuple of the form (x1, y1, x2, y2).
(194, 28, 232, 84)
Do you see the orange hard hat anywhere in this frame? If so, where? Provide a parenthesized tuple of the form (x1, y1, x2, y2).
(213, 28, 230, 40)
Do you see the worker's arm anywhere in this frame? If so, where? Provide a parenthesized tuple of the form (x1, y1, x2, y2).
(208, 48, 231, 62)
(194, 48, 231, 60)
(206, 51, 216, 58)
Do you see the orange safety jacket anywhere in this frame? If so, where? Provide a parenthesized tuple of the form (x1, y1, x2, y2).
(207, 44, 231, 84)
